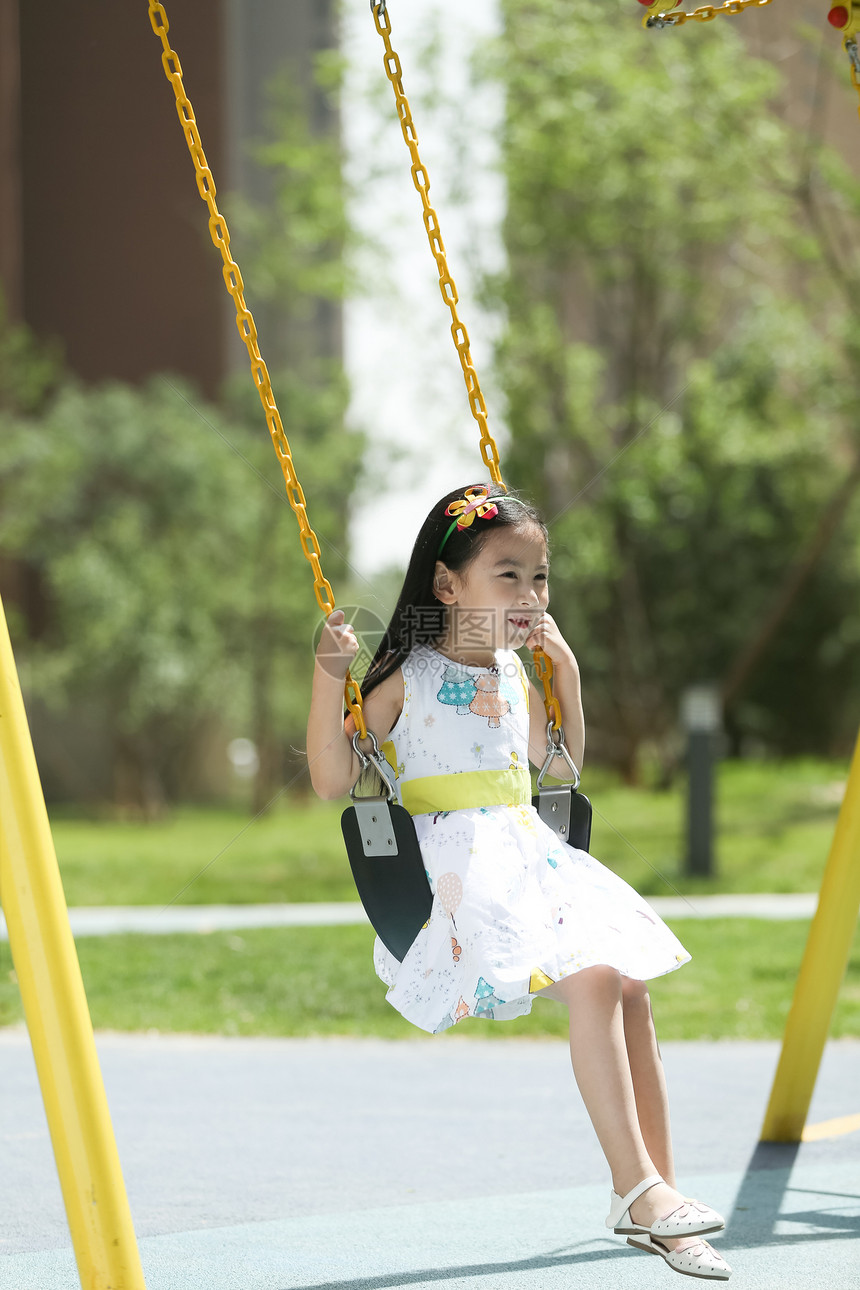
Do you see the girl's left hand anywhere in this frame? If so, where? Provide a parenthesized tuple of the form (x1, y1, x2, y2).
(524, 612, 578, 670)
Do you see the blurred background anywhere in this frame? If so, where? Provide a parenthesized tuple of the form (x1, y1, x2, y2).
(0, 0, 857, 873)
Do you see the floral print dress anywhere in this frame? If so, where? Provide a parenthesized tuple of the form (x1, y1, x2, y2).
(373, 645, 690, 1034)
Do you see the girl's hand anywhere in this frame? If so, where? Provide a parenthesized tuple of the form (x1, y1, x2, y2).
(316, 609, 360, 679)
(524, 611, 578, 671)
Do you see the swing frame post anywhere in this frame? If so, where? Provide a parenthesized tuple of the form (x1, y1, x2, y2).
(0, 592, 146, 1290)
(760, 726, 860, 1143)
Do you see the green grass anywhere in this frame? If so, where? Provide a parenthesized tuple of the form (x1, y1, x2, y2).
(5, 758, 852, 1042)
(46, 758, 849, 907)
(590, 759, 849, 898)
(48, 797, 354, 907)
(3, 919, 858, 1040)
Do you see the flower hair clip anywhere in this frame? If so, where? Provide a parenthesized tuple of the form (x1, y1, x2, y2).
(446, 484, 499, 530)
(437, 485, 499, 555)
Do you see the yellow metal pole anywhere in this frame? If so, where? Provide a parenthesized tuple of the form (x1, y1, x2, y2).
(761, 727, 860, 1142)
(0, 593, 147, 1289)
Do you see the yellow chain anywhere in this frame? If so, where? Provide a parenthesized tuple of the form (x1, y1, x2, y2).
(147, 0, 369, 739)
(371, 3, 561, 730)
(371, 3, 504, 488)
(642, 0, 773, 28)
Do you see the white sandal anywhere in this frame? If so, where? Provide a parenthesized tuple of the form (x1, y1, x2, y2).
(627, 1233, 732, 1280)
(606, 1174, 726, 1239)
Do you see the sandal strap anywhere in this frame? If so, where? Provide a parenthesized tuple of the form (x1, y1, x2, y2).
(605, 1173, 663, 1229)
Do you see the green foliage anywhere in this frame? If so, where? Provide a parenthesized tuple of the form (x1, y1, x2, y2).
(0, 295, 61, 415)
(490, 0, 860, 771)
(0, 373, 361, 811)
(0, 379, 238, 716)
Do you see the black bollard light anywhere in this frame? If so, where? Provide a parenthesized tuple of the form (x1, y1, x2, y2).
(681, 685, 721, 878)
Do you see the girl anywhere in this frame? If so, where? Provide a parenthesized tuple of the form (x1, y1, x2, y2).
(307, 483, 731, 1282)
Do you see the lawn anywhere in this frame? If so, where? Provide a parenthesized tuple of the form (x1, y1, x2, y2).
(45, 758, 849, 908)
(3, 757, 854, 1042)
(2, 919, 858, 1040)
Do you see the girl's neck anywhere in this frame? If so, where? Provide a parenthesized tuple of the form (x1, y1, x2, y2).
(432, 628, 497, 669)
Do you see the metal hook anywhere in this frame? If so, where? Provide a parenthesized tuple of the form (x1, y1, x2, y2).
(536, 720, 581, 791)
(350, 728, 397, 802)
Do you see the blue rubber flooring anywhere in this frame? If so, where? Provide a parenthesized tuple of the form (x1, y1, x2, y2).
(2, 1034, 859, 1288)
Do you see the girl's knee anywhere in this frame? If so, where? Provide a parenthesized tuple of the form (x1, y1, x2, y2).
(539, 962, 621, 1005)
(621, 976, 654, 1019)
(621, 975, 650, 1002)
(569, 963, 623, 1000)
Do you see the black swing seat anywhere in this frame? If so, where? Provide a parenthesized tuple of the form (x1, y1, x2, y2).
(341, 730, 431, 962)
(342, 796, 431, 962)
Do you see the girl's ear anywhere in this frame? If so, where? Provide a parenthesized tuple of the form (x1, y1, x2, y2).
(433, 561, 458, 604)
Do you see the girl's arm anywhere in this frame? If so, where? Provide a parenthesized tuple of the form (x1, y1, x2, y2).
(306, 610, 403, 800)
(524, 612, 585, 781)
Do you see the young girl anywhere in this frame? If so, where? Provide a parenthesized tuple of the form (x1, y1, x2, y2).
(307, 483, 731, 1282)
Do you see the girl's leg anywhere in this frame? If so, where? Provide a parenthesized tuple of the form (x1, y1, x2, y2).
(620, 976, 675, 1188)
(541, 966, 687, 1230)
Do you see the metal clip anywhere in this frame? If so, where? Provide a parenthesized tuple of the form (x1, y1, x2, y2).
(370, 0, 387, 15)
(350, 799, 398, 857)
(536, 721, 581, 791)
(535, 785, 573, 840)
(349, 729, 398, 858)
(350, 728, 397, 802)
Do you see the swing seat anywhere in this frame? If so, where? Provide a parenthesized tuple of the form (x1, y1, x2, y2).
(342, 798, 432, 962)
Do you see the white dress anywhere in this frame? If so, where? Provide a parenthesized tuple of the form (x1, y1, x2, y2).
(373, 644, 690, 1034)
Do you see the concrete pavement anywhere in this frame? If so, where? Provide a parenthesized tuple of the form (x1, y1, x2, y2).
(0, 893, 821, 940)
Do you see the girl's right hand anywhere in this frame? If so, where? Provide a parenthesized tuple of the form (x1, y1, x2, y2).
(316, 609, 360, 679)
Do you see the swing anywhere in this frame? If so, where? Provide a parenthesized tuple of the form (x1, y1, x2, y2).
(147, 0, 591, 962)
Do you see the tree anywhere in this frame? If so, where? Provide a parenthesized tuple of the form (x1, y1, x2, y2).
(490, 0, 860, 777)
(0, 377, 251, 814)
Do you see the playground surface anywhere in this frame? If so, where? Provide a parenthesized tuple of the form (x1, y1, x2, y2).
(2, 1030, 858, 1289)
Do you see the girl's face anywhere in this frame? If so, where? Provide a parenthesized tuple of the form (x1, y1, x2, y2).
(434, 524, 549, 660)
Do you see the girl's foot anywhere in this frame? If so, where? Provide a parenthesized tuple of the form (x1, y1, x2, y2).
(607, 1174, 725, 1239)
(627, 1233, 732, 1280)
(629, 1179, 707, 1232)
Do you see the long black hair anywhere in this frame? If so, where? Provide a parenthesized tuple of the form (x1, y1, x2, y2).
(360, 481, 548, 703)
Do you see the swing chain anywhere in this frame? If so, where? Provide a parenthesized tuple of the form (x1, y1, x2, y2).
(643, 0, 772, 29)
(532, 644, 562, 732)
(370, 2, 504, 491)
(147, 0, 369, 740)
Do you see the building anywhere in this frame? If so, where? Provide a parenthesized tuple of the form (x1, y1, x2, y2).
(0, 0, 340, 394)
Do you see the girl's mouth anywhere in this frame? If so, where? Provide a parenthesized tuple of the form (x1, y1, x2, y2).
(509, 616, 531, 631)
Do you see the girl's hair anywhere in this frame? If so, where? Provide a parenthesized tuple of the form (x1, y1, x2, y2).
(359, 482, 548, 704)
